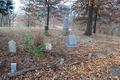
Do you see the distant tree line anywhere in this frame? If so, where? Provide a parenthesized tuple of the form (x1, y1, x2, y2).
(0, 0, 16, 27)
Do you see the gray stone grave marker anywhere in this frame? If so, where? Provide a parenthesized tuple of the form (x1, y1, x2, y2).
(56, 31, 58, 36)
(65, 35, 78, 48)
(88, 53, 92, 60)
(8, 40, 16, 52)
(62, 17, 69, 36)
(63, 17, 69, 31)
(60, 58, 64, 65)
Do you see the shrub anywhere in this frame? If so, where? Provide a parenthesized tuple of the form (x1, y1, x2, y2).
(22, 31, 46, 60)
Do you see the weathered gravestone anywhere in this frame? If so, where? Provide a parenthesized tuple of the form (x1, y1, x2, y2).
(60, 58, 64, 65)
(65, 35, 78, 48)
(62, 17, 69, 36)
(45, 43, 52, 51)
(56, 31, 58, 36)
(88, 53, 92, 60)
(8, 40, 16, 52)
(11, 63, 17, 73)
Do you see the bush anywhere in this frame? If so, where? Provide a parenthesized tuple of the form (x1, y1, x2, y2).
(22, 31, 45, 60)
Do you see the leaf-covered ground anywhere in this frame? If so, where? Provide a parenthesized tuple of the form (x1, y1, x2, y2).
(0, 27, 120, 80)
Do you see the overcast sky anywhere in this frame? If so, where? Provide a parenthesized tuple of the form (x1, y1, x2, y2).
(13, 0, 21, 14)
(12, 0, 75, 14)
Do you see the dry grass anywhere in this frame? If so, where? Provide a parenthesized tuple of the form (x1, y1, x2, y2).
(0, 26, 83, 49)
(34, 31, 44, 47)
(0, 27, 68, 48)
(0, 27, 45, 47)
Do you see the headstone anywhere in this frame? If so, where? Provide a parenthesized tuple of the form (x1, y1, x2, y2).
(8, 40, 16, 52)
(60, 58, 64, 65)
(63, 17, 69, 31)
(11, 63, 17, 73)
(65, 35, 78, 48)
(45, 43, 52, 51)
(88, 53, 92, 60)
(62, 17, 70, 36)
(56, 31, 58, 36)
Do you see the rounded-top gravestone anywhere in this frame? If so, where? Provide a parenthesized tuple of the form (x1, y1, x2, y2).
(8, 40, 16, 52)
(65, 35, 78, 48)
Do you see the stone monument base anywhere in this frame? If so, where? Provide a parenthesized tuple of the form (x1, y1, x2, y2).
(65, 43, 78, 49)
(62, 31, 70, 36)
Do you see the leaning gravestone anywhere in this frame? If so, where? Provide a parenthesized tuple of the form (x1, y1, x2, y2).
(65, 35, 78, 48)
(62, 17, 69, 36)
(8, 40, 16, 52)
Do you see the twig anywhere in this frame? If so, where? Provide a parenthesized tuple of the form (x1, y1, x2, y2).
(38, 72, 45, 78)
(68, 61, 81, 66)
(60, 48, 69, 65)
(56, 65, 67, 74)
(0, 59, 7, 68)
(71, 54, 97, 57)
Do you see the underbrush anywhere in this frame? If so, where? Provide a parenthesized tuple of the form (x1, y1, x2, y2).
(1, 27, 120, 80)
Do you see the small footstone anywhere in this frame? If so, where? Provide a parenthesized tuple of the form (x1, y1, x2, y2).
(88, 53, 92, 60)
(11, 63, 17, 73)
(45, 43, 52, 51)
(60, 58, 64, 65)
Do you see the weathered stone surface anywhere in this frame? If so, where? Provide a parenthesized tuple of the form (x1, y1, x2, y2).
(65, 35, 78, 48)
(11, 63, 17, 73)
(60, 58, 64, 65)
(63, 17, 69, 31)
(8, 40, 16, 52)
(62, 17, 70, 36)
(45, 43, 52, 51)
(88, 53, 92, 60)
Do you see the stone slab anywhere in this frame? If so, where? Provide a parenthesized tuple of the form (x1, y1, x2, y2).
(67, 35, 77, 45)
(65, 43, 78, 48)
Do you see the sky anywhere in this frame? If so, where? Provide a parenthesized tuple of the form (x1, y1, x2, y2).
(12, 0, 75, 14)
(13, 0, 21, 14)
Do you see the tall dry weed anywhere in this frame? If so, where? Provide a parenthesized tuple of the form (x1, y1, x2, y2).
(34, 31, 44, 47)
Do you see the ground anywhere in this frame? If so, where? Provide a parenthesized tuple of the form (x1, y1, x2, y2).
(0, 27, 120, 80)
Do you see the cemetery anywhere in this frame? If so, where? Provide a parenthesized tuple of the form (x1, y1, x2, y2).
(0, 0, 120, 80)
(1, 26, 120, 79)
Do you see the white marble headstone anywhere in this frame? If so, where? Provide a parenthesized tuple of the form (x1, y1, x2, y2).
(45, 43, 52, 51)
(8, 40, 16, 52)
(56, 31, 58, 36)
(60, 58, 64, 65)
(11, 63, 17, 73)
(88, 53, 92, 60)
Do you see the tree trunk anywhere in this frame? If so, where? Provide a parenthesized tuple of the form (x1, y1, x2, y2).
(3, 16, 5, 27)
(45, 4, 49, 35)
(6, 15, 9, 27)
(9, 20, 11, 27)
(84, 0, 94, 36)
(0, 15, 3, 27)
(13, 19, 14, 27)
(93, 7, 98, 34)
(28, 15, 29, 27)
